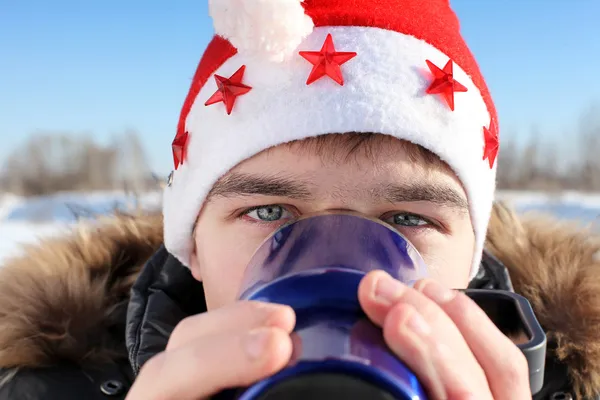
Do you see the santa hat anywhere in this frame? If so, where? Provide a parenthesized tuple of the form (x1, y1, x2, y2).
(164, 0, 499, 279)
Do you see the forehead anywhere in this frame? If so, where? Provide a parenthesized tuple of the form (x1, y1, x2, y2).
(216, 134, 467, 204)
(279, 133, 450, 171)
(234, 134, 452, 180)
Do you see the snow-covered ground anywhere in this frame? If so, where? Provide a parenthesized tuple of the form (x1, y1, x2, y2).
(0, 191, 162, 263)
(496, 191, 600, 228)
(0, 190, 598, 265)
(0, 222, 70, 264)
(0, 194, 23, 221)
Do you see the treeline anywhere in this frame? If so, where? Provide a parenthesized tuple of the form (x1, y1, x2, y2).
(497, 105, 600, 191)
(1, 105, 599, 196)
(0, 130, 163, 196)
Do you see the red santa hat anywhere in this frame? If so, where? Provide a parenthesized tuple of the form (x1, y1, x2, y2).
(164, 0, 500, 279)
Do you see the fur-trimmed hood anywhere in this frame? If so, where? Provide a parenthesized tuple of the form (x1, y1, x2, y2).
(486, 203, 600, 399)
(0, 204, 599, 397)
(0, 213, 163, 370)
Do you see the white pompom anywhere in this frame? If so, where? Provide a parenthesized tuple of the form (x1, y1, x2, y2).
(209, 0, 314, 63)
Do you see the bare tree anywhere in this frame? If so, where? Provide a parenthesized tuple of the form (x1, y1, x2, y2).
(518, 133, 540, 188)
(497, 134, 520, 189)
(117, 129, 151, 194)
(577, 104, 600, 191)
(2, 107, 599, 196)
(494, 105, 600, 192)
(0, 130, 155, 196)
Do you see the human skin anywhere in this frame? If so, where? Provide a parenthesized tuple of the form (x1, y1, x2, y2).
(127, 138, 530, 399)
(191, 138, 476, 309)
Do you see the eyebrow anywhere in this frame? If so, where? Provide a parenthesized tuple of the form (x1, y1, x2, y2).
(207, 172, 314, 200)
(374, 182, 469, 212)
(207, 172, 469, 212)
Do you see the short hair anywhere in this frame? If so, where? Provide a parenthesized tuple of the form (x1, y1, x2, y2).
(277, 132, 450, 172)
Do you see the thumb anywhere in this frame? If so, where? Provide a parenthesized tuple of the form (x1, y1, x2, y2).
(127, 327, 293, 400)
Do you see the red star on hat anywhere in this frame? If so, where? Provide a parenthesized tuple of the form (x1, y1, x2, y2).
(299, 34, 357, 86)
(425, 59, 468, 111)
(172, 130, 189, 170)
(205, 65, 252, 115)
(483, 120, 499, 168)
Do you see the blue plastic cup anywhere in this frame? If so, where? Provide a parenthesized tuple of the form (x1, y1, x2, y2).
(232, 213, 430, 400)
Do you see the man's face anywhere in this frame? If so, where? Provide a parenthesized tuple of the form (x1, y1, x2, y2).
(191, 137, 475, 310)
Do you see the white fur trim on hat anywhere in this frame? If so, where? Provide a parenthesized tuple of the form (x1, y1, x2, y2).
(164, 26, 496, 280)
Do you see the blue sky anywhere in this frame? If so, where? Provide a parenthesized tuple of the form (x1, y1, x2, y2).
(1, 0, 599, 175)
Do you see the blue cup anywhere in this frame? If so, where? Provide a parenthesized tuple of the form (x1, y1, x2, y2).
(231, 213, 430, 400)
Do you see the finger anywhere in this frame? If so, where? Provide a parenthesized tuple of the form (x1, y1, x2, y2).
(383, 303, 492, 400)
(358, 272, 478, 362)
(167, 301, 295, 351)
(415, 279, 531, 399)
(357, 270, 401, 325)
(127, 326, 293, 400)
(358, 271, 466, 354)
(358, 271, 490, 397)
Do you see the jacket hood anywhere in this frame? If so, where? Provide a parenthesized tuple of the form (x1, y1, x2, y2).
(486, 202, 600, 399)
(0, 212, 163, 370)
(0, 203, 599, 397)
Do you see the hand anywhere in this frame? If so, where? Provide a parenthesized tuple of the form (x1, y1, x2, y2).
(126, 301, 295, 400)
(358, 271, 530, 400)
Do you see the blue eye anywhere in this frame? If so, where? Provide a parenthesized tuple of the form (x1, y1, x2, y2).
(389, 213, 429, 227)
(245, 205, 292, 222)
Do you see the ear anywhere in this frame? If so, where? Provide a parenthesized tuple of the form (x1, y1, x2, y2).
(189, 242, 203, 282)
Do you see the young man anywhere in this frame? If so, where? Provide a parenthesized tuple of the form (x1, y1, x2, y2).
(1, 1, 600, 399)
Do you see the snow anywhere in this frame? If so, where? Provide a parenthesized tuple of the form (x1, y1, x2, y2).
(0, 194, 23, 221)
(0, 190, 598, 265)
(496, 191, 600, 229)
(0, 222, 69, 262)
(0, 191, 162, 264)
(496, 190, 600, 210)
(2, 191, 162, 223)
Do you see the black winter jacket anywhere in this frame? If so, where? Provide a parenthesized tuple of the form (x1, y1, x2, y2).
(0, 205, 598, 399)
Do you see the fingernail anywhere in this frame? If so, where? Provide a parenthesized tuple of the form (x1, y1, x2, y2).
(419, 280, 456, 304)
(244, 328, 270, 360)
(405, 310, 431, 336)
(373, 273, 404, 305)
